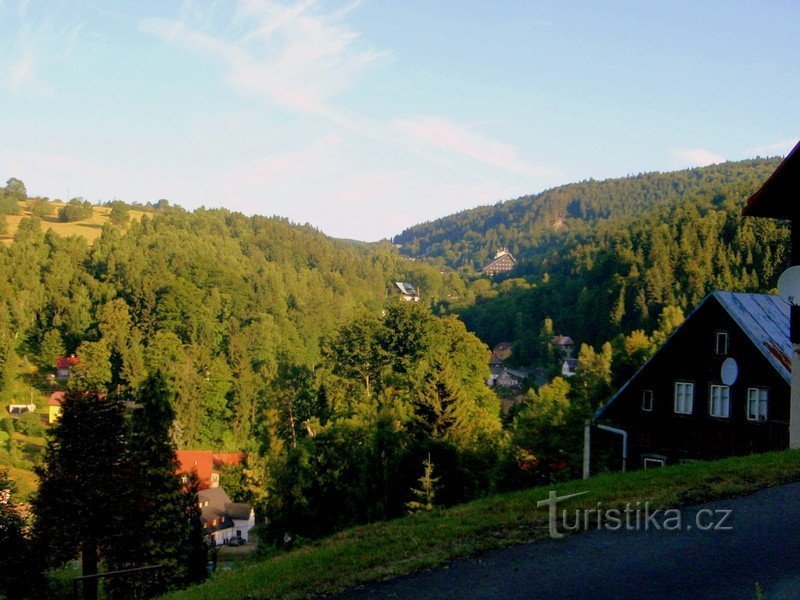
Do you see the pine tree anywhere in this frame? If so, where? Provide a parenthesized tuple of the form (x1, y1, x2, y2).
(406, 455, 439, 515)
(32, 390, 132, 600)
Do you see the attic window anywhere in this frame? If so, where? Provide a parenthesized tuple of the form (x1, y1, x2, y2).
(642, 390, 654, 412)
(715, 332, 728, 355)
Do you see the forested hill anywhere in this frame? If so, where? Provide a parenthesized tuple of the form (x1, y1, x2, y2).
(0, 207, 462, 450)
(393, 158, 782, 270)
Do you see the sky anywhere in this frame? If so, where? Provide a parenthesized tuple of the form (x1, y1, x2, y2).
(0, 1, 797, 241)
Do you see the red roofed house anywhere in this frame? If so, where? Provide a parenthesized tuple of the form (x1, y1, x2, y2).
(55, 355, 79, 381)
(176, 450, 246, 489)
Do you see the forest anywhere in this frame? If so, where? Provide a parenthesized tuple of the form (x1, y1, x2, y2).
(0, 156, 791, 597)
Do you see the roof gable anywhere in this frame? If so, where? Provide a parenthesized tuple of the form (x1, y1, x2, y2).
(596, 291, 790, 420)
(742, 140, 800, 219)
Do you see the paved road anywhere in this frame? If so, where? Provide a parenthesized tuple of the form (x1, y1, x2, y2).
(336, 483, 800, 599)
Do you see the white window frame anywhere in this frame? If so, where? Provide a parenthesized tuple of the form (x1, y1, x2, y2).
(643, 457, 665, 469)
(746, 388, 768, 422)
(674, 381, 694, 414)
(715, 331, 728, 355)
(642, 390, 654, 412)
(709, 384, 731, 418)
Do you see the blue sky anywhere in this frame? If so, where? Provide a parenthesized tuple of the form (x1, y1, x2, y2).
(0, 1, 797, 241)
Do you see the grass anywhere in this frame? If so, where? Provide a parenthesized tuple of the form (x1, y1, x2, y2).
(163, 450, 800, 599)
(3, 464, 38, 499)
(0, 201, 146, 245)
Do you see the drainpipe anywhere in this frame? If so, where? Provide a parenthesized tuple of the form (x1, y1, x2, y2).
(582, 423, 591, 480)
(597, 424, 628, 473)
(791, 218, 800, 449)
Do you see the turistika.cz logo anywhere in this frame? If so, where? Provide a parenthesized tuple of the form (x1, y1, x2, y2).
(536, 491, 733, 539)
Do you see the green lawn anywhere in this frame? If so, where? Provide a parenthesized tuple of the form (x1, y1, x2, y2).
(163, 450, 800, 600)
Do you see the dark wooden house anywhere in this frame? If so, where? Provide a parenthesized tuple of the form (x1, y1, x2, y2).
(482, 249, 516, 275)
(594, 291, 790, 468)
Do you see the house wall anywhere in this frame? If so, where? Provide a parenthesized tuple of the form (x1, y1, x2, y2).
(232, 516, 255, 542)
(605, 298, 789, 466)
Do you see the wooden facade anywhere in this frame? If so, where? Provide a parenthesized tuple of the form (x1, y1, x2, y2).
(596, 292, 790, 467)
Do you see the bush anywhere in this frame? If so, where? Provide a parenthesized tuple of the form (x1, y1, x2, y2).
(0, 193, 20, 216)
(29, 198, 54, 218)
(57, 198, 94, 222)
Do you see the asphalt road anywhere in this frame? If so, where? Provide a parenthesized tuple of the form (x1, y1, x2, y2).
(335, 482, 800, 600)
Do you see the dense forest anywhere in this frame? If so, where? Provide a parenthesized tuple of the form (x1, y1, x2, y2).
(394, 158, 782, 271)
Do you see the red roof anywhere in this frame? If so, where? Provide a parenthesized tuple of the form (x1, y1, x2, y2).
(550, 335, 574, 346)
(176, 450, 246, 487)
(176, 450, 214, 485)
(212, 452, 245, 468)
(55, 355, 79, 370)
(49, 391, 66, 406)
(742, 140, 800, 219)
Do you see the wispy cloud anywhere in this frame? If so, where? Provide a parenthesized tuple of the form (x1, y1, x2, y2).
(671, 147, 725, 167)
(142, 0, 387, 113)
(395, 116, 552, 176)
(2, 1, 85, 97)
(750, 139, 797, 157)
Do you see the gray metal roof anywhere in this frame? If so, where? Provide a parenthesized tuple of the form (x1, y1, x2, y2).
(713, 291, 790, 384)
(595, 291, 790, 421)
(395, 282, 419, 296)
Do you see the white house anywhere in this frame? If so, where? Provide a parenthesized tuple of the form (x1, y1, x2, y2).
(198, 487, 256, 545)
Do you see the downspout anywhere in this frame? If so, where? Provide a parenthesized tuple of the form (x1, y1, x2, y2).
(582, 422, 591, 480)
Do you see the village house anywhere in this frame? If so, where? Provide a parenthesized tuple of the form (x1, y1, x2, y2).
(7, 403, 36, 417)
(48, 391, 65, 424)
(561, 358, 578, 378)
(488, 366, 530, 389)
(55, 355, 79, 381)
(176, 450, 245, 489)
(197, 486, 256, 545)
(550, 335, 574, 358)
(490, 342, 512, 366)
(481, 249, 516, 275)
(394, 281, 420, 302)
(592, 291, 790, 469)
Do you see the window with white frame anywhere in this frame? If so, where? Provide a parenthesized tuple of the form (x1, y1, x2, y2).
(674, 382, 694, 414)
(709, 385, 730, 418)
(747, 388, 768, 421)
(715, 332, 728, 355)
(642, 390, 654, 412)
(643, 457, 665, 469)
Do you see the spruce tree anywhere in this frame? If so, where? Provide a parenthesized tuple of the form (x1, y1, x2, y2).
(405, 455, 439, 515)
(109, 373, 207, 596)
(32, 390, 132, 600)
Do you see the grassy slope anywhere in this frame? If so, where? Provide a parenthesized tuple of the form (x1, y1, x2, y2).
(0, 201, 147, 245)
(164, 450, 800, 600)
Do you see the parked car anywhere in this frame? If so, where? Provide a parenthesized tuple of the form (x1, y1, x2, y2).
(227, 537, 246, 547)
